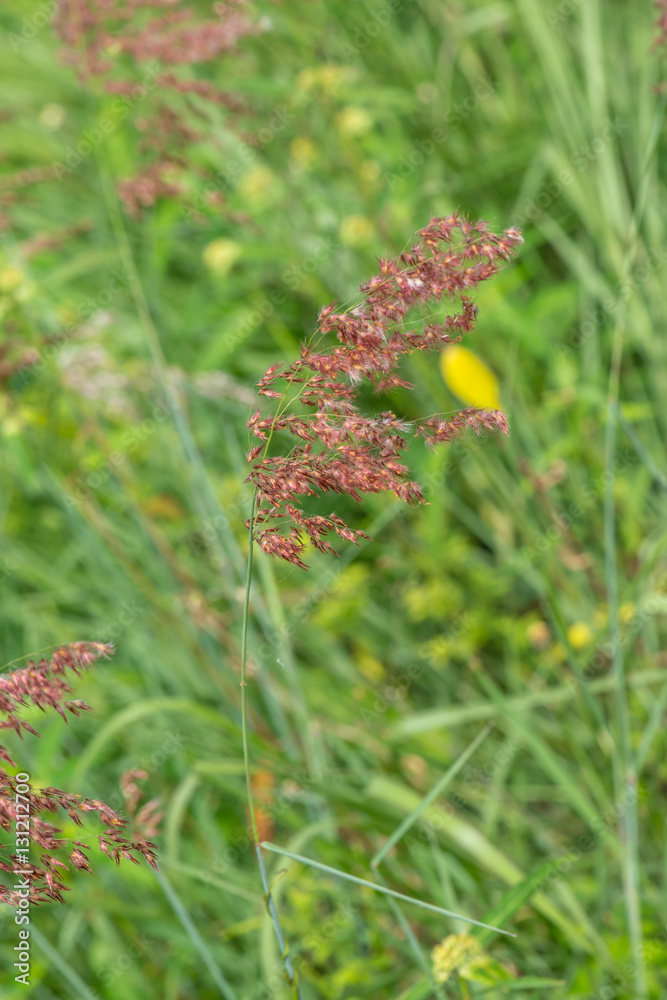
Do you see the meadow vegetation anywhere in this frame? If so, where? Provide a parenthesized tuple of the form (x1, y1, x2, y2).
(0, 1, 666, 998)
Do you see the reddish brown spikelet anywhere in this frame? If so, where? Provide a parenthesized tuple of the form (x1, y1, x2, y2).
(52, 0, 269, 217)
(0, 643, 159, 907)
(654, 1, 667, 52)
(69, 848, 92, 872)
(246, 214, 522, 567)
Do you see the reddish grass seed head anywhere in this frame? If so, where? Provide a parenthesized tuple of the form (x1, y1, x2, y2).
(0, 643, 158, 906)
(246, 214, 522, 568)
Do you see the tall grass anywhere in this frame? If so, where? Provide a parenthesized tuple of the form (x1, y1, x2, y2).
(0, 0, 666, 998)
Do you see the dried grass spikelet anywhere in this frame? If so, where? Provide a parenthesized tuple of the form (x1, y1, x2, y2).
(0, 643, 158, 908)
(52, 0, 268, 217)
(654, 1, 667, 53)
(246, 214, 522, 568)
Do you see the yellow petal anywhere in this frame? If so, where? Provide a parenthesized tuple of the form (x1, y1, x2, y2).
(202, 239, 242, 277)
(440, 344, 501, 410)
(567, 622, 593, 650)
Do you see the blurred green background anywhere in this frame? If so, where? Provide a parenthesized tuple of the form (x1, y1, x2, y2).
(1, 0, 667, 997)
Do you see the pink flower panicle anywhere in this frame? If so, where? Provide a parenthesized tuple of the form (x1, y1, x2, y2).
(0, 643, 158, 907)
(52, 0, 266, 217)
(654, 1, 667, 52)
(246, 214, 522, 568)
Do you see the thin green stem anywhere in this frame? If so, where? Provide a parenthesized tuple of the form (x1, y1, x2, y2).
(371, 722, 494, 869)
(598, 92, 667, 997)
(260, 842, 515, 935)
(241, 492, 259, 847)
(240, 492, 303, 999)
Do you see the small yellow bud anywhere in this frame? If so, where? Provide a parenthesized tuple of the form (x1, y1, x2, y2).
(567, 622, 593, 650)
(432, 934, 482, 983)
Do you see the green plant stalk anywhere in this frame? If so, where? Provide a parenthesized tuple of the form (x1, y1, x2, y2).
(241, 492, 259, 848)
(600, 94, 666, 997)
(156, 869, 238, 1000)
(241, 492, 303, 999)
(260, 843, 515, 934)
(371, 722, 494, 869)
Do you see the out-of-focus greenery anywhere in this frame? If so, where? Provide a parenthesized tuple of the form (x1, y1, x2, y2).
(1, 1, 667, 998)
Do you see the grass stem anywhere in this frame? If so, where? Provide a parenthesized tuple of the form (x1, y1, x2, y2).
(241, 492, 303, 999)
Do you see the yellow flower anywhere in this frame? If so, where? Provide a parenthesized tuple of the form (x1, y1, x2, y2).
(239, 166, 275, 204)
(296, 68, 318, 92)
(202, 239, 242, 277)
(339, 215, 375, 247)
(440, 344, 502, 410)
(142, 494, 185, 520)
(0, 267, 24, 293)
(319, 64, 353, 94)
(432, 934, 482, 983)
(357, 650, 385, 682)
(290, 137, 317, 167)
(39, 103, 65, 130)
(619, 602, 636, 624)
(336, 106, 372, 137)
(296, 64, 353, 97)
(567, 621, 593, 650)
(359, 159, 381, 184)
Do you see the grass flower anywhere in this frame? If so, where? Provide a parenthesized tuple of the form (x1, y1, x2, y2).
(246, 213, 522, 568)
(432, 932, 483, 983)
(0, 643, 158, 907)
(51, 0, 265, 217)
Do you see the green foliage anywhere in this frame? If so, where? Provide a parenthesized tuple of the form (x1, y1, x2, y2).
(1, 0, 667, 998)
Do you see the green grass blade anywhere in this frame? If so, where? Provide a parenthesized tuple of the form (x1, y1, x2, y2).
(32, 926, 96, 998)
(260, 842, 515, 935)
(371, 722, 494, 868)
(473, 859, 561, 946)
(155, 869, 239, 1000)
(393, 667, 667, 736)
